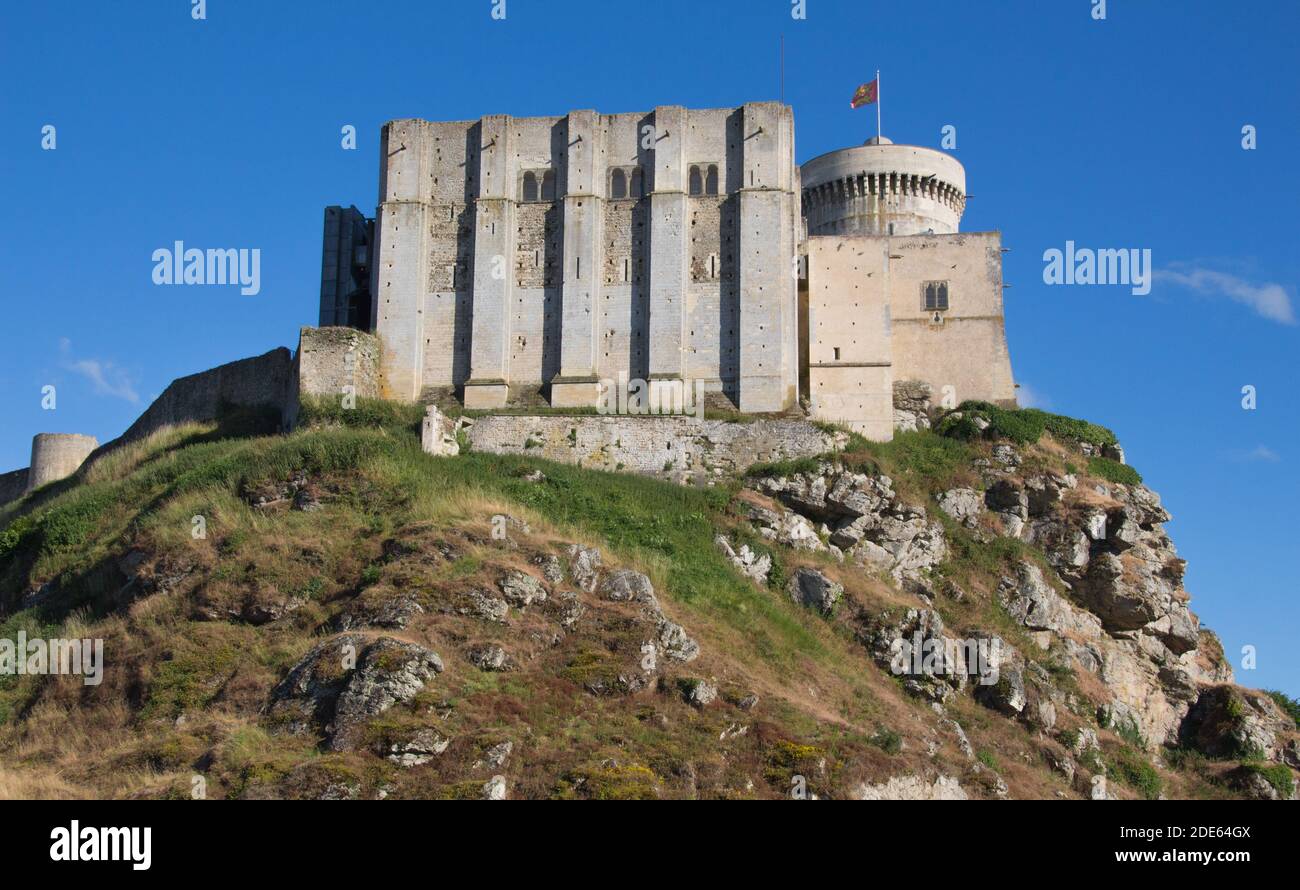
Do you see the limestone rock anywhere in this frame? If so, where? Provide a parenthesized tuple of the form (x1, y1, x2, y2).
(566, 544, 603, 592)
(656, 618, 700, 663)
(715, 535, 773, 584)
(482, 775, 508, 800)
(468, 644, 511, 672)
(892, 380, 933, 433)
(460, 589, 509, 623)
(599, 569, 658, 608)
(786, 568, 844, 616)
(681, 679, 718, 708)
(1179, 686, 1288, 761)
(330, 639, 444, 750)
(937, 487, 983, 527)
(498, 570, 547, 608)
(268, 635, 444, 751)
(853, 774, 967, 800)
(386, 728, 450, 767)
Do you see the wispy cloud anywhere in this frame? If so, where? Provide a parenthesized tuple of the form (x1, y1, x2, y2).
(1015, 382, 1051, 410)
(1230, 445, 1281, 464)
(1154, 266, 1295, 325)
(59, 338, 140, 404)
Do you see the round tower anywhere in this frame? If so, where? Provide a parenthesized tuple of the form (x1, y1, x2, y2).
(26, 433, 98, 493)
(800, 137, 966, 237)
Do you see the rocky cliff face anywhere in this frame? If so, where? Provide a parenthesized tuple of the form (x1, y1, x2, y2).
(739, 390, 1298, 796)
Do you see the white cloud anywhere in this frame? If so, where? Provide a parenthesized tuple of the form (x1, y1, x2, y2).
(1015, 382, 1051, 409)
(1154, 266, 1295, 325)
(59, 339, 140, 404)
(1243, 445, 1281, 463)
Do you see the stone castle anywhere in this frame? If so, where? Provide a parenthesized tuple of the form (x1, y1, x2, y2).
(321, 101, 1016, 437)
(2, 100, 1018, 501)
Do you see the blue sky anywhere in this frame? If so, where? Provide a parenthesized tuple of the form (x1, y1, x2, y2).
(1, 1, 1296, 693)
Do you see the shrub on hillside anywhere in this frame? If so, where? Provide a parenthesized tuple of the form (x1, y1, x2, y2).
(1265, 690, 1300, 727)
(936, 401, 1119, 450)
(1088, 457, 1142, 486)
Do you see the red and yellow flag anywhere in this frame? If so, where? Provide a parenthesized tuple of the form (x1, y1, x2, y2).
(850, 79, 878, 109)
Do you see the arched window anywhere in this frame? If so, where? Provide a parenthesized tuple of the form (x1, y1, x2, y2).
(705, 165, 719, 195)
(522, 171, 538, 202)
(629, 167, 642, 198)
(610, 168, 627, 199)
(541, 170, 556, 201)
(689, 165, 703, 196)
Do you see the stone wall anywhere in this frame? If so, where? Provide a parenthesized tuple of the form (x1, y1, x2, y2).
(117, 347, 294, 445)
(0, 468, 29, 506)
(466, 415, 837, 483)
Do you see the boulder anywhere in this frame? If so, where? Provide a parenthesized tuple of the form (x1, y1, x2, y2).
(566, 544, 603, 592)
(386, 728, 450, 767)
(1179, 686, 1287, 761)
(937, 488, 983, 527)
(330, 639, 444, 750)
(498, 570, 547, 608)
(468, 644, 511, 672)
(599, 569, 659, 608)
(786, 568, 844, 616)
(656, 618, 700, 663)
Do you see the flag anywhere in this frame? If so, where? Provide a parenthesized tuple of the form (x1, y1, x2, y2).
(850, 79, 878, 109)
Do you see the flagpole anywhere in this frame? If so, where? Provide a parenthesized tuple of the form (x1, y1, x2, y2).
(876, 69, 882, 140)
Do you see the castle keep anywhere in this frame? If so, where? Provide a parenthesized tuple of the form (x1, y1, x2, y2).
(321, 102, 1015, 436)
(351, 104, 799, 412)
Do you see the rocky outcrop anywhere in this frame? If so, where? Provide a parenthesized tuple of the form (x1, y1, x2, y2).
(1179, 686, 1293, 760)
(786, 568, 843, 616)
(267, 635, 444, 751)
(854, 773, 967, 800)
(749, 465, 946, 582)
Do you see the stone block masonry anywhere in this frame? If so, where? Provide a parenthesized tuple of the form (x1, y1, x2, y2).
(466, 415, 837, 484)
(371, 104, 800, 413)
(295, 327, 381, 401)
(27, 434, 98, 493)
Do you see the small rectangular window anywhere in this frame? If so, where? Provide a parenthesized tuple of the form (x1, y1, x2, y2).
(922, 280, 949, 311)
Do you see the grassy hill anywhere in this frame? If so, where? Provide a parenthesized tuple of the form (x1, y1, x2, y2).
(0, 405, 1288, 799)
